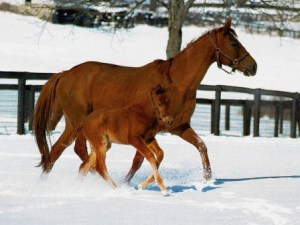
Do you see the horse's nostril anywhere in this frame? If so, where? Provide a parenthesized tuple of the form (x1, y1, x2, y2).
(253, 64, 257, 74)
(246, 63, 257, 76)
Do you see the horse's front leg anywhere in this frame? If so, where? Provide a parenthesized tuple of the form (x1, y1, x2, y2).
(174, 124, 212, 181)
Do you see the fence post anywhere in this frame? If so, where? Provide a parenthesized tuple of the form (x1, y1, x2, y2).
(17, 77, 26, 134)
(298, 101, 300, 137)
(214, 86, 222, 136)
(210, 101, 215, 134)
(225, 104, 230, 130)
(243, 103, 251, 136)
(28, 86, 36, 131)
(290, 93, 299, 138)
(274, 104, 280, 137)
(279, 106, 284, 134)
(253, 89, 261, 137)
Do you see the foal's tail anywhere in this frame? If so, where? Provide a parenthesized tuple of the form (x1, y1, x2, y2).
(33, 72, 64, 168)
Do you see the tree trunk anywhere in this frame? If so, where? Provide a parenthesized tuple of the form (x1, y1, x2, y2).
(166, 0, 184, 59)
(166, 0, 195, 59)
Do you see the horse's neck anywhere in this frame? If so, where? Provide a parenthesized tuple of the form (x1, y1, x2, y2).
(132, 93, 157, 120)
(170, 34, 215, 91)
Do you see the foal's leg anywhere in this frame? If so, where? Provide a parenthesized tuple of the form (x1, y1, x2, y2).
(176, 124, 212, 181)
(79, 150, 96, 176)
(126, 124, 212, 182)
(138, 139, 164, 189)
(89, 137, 116, 188)
(130, 138, 167, 194)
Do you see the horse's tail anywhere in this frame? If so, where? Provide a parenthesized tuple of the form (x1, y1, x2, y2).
(33, 72, 64, 168)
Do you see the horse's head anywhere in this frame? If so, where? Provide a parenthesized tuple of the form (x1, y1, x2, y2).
(210, 19, 257, 76)
(151, 85, 173, 126)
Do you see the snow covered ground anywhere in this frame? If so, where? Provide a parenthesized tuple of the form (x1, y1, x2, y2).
(1, 134, 300, 225)
(0, 11, 300, 225)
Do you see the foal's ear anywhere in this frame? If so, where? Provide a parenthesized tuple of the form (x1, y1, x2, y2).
(223, 18, 232, 32)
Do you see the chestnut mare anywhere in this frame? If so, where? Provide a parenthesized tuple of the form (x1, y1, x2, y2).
(77, 85, 173, 195)
(34, 19, 257, 183)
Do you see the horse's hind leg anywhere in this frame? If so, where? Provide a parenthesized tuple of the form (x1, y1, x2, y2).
(42, 119, 75, 173)
(124, 151, 144, 183)
(48, 99, 89, 162)
(138, 139, 164, 189)
(48, 100, 63, 131)
(74, 133, 89, 162)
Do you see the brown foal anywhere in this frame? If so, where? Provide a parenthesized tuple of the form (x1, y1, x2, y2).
(76, 85, 173, 195)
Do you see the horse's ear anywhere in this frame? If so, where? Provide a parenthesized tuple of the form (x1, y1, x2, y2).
(223, 18, 232, 32)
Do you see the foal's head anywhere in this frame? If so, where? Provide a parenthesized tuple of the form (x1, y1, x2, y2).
(210, 19, 257, 76)
(151, 85, 173, 126)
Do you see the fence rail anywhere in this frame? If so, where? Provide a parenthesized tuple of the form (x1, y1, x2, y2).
(0, 71, 299, 138)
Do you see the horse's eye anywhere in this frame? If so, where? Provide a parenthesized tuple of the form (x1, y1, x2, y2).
(231, 42, 238, 48)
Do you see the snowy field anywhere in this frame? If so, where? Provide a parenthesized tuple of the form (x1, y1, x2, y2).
(1, 134, 300, 225)
(0, 10, 300, 225)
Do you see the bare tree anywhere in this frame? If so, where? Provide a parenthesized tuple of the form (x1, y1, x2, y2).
(166, 0, 195, 59)
(20, 0, 300, 58)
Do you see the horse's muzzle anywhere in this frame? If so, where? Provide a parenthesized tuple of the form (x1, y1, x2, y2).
(244, 63, 257, 76)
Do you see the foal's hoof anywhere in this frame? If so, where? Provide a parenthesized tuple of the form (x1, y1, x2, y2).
(162, 190, 171, 196)
(137, 181, 148, 190)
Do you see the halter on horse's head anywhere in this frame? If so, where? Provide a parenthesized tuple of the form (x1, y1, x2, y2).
(209, 19, 257, 76)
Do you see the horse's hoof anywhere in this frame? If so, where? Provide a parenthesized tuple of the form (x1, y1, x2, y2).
(204, 168, 212, 181)
(39, 172, 49, 181)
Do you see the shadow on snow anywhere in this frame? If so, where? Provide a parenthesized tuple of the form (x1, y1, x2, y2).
(214, 175, 300, 185)
(134, 175, 300, 193)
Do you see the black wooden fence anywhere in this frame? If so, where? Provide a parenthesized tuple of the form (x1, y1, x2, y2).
(0, 71, 299, 138)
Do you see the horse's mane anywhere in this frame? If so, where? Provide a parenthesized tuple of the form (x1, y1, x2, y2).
(185, 26, 238, 49)
(186, 28, 214, 48)
(150, 25, 238, 84)
(153, 59, 173, 84)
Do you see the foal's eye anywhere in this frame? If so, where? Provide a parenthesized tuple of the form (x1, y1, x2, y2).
(231, 42, 238, 48)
